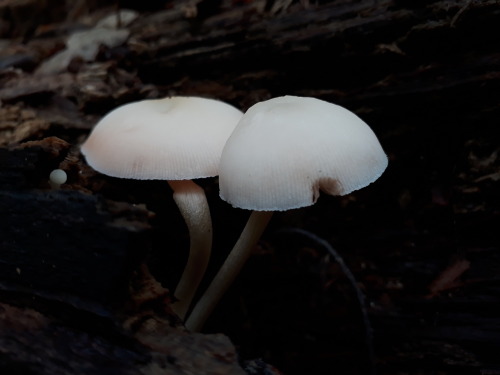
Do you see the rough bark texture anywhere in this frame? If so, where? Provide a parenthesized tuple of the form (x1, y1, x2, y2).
(1, 0, 499, 374)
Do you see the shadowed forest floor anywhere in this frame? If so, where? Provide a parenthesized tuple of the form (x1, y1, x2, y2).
(1, 1, 499, 374)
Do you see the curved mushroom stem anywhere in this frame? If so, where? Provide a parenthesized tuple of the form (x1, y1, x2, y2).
(168, 180, 213, 320)
(185, 210, 273, 332)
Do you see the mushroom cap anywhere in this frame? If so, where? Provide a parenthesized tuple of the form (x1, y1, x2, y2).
(49, 169, 67, 185)
(81, 96, 243, 180)
(219, 95, 388, 211)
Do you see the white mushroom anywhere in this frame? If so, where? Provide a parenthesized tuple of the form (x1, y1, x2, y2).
(49, 169, 67, 189)
(186, 95, 388, 331)
(81, 96, 243, 319)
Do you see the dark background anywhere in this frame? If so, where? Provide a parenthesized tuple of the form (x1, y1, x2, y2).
(1, 1, 499, 374)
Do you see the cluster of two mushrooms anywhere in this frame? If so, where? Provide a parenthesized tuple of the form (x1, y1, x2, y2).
(81, 95, 388, 331)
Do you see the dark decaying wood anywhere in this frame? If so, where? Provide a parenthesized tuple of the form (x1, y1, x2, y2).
(1, 0, 499, 374)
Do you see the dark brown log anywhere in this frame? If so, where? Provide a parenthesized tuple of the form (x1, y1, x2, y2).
(0, 0, 499, 374)
(0, 140, 247, 374)
(0, 300, 245, 375)
(0, 138, 152, 315)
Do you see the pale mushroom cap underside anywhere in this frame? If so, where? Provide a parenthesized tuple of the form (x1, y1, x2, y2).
(219, 96, 388, 211)
(81, 96, 243, 180)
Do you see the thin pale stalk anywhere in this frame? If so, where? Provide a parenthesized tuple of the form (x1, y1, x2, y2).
(169, 180, 213, 319)
(185, 210, 273, 331)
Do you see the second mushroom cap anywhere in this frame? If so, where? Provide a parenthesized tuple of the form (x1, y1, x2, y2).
(219, 95, 388, 211)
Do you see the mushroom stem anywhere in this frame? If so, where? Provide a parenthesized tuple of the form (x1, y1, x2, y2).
(185, 210, 273, 331)
(168, 179, 213, 319)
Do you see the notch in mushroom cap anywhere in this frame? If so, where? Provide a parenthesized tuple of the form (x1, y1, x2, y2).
(81, 96, 243, 319)
(219, 95, 388, 211)
(186, 95, 387, 331)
